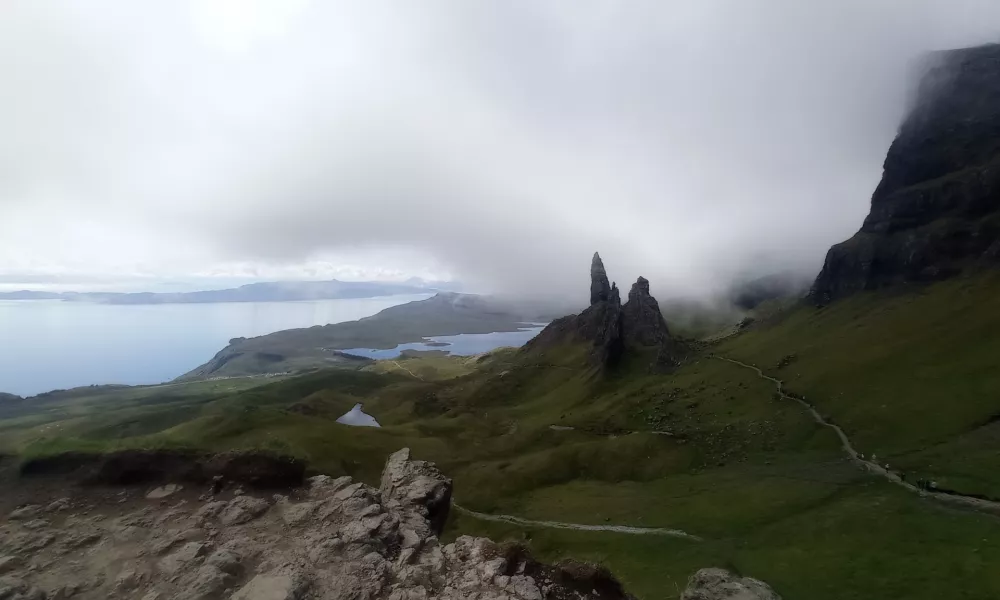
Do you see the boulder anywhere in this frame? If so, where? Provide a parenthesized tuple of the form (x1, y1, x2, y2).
(681, 568, 781, 600)
(379, 448, 453, 537)
(231, 573, 308, 600)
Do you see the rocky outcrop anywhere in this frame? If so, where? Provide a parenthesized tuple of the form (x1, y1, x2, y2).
(526, 254, 685, 370)
(622, 277, 670, 347)
(590, 252, 612, 305)
(379, 448, 453, 537)
(622, 277, 685, 369)
(578, 252, 626, 366)
(579, 281, 625, 367)
(812, 44, 1000, 304)
(0, 449, 643, 600)
(681, 568, 781, 600)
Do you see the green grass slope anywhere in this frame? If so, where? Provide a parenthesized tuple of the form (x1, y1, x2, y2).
(719, 271, 1000, 498)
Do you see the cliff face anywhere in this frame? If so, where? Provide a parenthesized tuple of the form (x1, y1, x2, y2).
(811, 44, 1000, 304)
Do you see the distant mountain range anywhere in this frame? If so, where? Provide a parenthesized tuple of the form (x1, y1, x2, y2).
(0, 278, 459, 305)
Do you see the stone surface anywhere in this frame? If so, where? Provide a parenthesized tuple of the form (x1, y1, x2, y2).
(681, 568, 781, 600)
(219, 496, 270, 525)
(0, 556, 22, 574)
(581, 282, 624, 367)
(0, 449, 714, 600)
(812, 43, 1000, 304)
(146, 484, 182, 500)
(379, 448, 453, 537)
(231, 573, 306, 600)
(621, 277, 671, 347)
(590, 252, 612, 306)
(8, 506, 39, 521)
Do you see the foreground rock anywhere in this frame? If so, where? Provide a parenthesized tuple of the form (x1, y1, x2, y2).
(812, 43, 1000, 304)
(681, 569, 780, 600)
(0, 449, 642, 599)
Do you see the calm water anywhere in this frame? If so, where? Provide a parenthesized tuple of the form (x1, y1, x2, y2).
(0, 295, 432, 397)
(336, 403, 381, 428)
(338, 325, 545, 359)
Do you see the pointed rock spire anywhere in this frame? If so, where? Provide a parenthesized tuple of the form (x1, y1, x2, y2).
(591, 281, 624, 366)
(590, 252, 611, 305)
(526, 253, 684, 371)
(622, 276, 671, 347)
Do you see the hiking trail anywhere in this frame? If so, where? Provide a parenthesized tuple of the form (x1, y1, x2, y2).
(453, 503, 703, 541)
(713, 355, 1000, 513)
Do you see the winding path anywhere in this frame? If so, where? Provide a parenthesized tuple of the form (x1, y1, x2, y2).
(453, 503, 703, 541)
(389, 361, 423, 381)
(447, 355, 1000, 539)
(713, 355, 1000, 513)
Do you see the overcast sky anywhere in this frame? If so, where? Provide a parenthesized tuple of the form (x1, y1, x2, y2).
(2, 1, 999, 297)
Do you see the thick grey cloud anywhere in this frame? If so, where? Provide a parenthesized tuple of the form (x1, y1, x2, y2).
(1, 1, 999, 299)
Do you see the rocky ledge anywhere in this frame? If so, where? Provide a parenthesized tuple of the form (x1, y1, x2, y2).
(0, 449, 779, 600)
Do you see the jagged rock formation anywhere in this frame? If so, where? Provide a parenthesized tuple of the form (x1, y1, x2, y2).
(1, 449, 644, 600)
(622, 277, 670, 347)
(527, 254, 685, 370)
(581, 280, 625, 367)
(680, 568, 781, 600)
(590, 252, 612, 305)
(812, 44, 1000, 304)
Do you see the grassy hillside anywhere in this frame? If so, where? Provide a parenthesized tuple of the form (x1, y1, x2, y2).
(719, 271, 1000, 498)
(5, 275, 1000, 599)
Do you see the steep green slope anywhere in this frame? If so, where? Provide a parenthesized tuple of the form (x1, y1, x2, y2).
(720, 271, 1000, 497)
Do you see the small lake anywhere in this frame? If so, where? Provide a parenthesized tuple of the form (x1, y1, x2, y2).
(338, 325, 546, 359)
(336, 403, 381, 428)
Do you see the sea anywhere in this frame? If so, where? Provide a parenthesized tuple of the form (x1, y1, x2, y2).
(0, 295, 548, 397)
(0, 295, 441, 397)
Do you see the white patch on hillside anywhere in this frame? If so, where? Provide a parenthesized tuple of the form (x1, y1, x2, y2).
(336, 403, 381, 428)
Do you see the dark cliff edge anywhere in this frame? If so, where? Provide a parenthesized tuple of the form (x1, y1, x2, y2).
(811, 44, 1000, 304)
